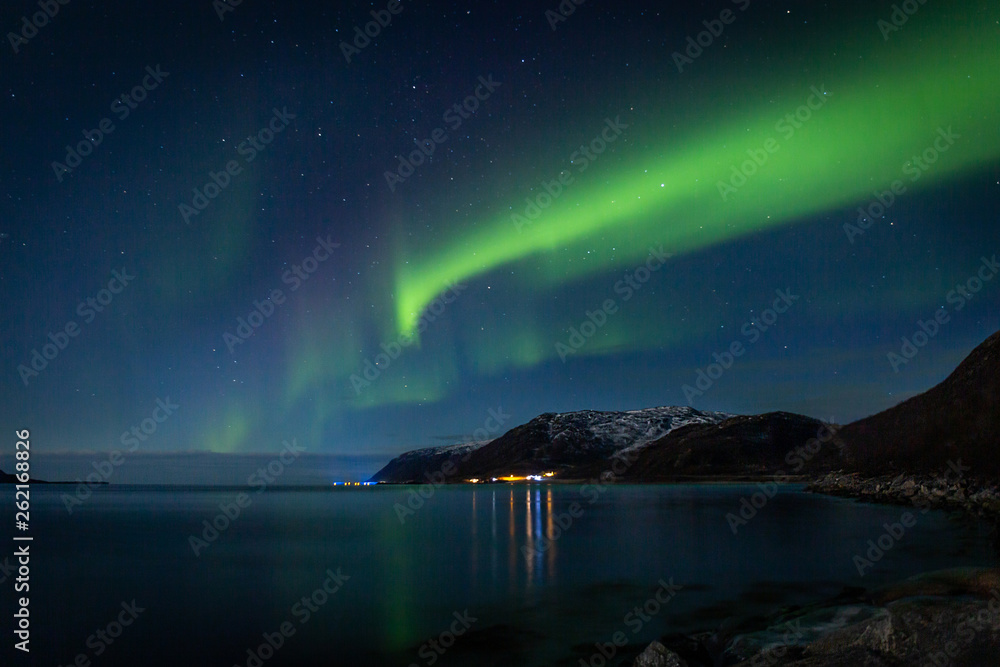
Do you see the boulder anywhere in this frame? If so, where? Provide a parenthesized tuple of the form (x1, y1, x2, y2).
(633, 641, 689, 667)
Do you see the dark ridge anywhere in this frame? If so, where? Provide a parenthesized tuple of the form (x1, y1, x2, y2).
(370, 329, 1000, 485)
(838, 330, 1000, 477)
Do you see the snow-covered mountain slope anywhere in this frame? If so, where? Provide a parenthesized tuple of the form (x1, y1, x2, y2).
(530, 406, 733, 457)
(370, 406, 732, 482)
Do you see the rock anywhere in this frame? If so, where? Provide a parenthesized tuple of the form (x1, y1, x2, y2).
(809, 471, 1000, 518)
(850, 613, 898, 654)
(633, 641, 688, 667)
(869, 567, 1000, 605)
(722, 581, 1000, 666)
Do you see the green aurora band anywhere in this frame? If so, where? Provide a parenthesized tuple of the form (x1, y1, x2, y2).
(393, 15, 1000, 337)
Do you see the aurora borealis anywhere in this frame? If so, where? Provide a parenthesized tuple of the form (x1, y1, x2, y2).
(393, 28, 999, 339)
(2, 0, 999, 482)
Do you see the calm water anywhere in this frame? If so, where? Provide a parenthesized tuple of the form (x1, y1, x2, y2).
(3, 484, 996, 666)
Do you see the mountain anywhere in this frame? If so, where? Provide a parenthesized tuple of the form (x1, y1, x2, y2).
(365, 441, 491, 485)
(616, 411, 843, 481)
(370, 406, 732, 483)
(370, 330, 1000, 484)
(838, 330, 1000, 477)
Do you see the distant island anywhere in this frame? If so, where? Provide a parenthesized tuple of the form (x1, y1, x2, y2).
(1, 469, 41, 484)
(0, 469, 90, 485)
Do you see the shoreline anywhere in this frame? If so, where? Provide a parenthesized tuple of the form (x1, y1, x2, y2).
(373, 471, 1000, 520)
(806, 470, 1000, 519)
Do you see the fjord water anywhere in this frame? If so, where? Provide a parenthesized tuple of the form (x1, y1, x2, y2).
(13, 484, 997, 666)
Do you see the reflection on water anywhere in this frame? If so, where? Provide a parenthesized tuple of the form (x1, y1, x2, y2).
(548, 488, 556, 579)
(521, 487, 558, 589)
(508, 488, 516, 593)
(526, 489, 534, 585)
(473, 486, 560, 595)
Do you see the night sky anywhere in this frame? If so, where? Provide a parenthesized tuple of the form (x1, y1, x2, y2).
(2, 0, 998, 483)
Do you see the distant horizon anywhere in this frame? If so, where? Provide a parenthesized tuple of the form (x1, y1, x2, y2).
(0, 385, 928, 485)
(0, 451, 390, 486)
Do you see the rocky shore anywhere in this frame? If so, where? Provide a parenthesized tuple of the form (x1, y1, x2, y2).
(806, 469, 1000, 518)
(633, 568, 1000, 666)
(626, 473, 1000, 666)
